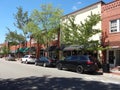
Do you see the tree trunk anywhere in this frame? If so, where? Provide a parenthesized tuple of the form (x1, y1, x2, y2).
(57, 28, 60, 60)
(36, 41, 41, 59)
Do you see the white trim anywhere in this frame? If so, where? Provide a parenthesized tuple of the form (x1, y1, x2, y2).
(117, 19, 119, 32)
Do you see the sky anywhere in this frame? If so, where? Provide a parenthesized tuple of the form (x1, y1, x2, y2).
(0, 0, 113, 44)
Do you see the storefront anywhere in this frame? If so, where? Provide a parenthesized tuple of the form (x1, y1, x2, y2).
(107, 47, 120, 68)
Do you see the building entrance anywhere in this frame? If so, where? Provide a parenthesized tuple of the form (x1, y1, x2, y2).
(108, 50, 115, 67)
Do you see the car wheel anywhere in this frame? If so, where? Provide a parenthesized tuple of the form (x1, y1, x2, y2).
(43, 63, 47, 67)
(35, 62, 38, 66)
(76, 65, 84, 74)
(21, 61, 23, 63)
(25, 60, 28, 64)
(57, 63, 62, 70)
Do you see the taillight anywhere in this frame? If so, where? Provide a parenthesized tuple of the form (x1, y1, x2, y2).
(87, 61, 93, 65)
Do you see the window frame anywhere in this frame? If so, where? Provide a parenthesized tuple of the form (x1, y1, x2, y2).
(110, 19, 120, 33)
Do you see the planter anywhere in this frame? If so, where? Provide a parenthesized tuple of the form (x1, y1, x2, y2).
(102, 63, 110, 73)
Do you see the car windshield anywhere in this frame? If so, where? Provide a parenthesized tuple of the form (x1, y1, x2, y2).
(39, 57, 55, 61)
(39, 57, 48, 61)
(30, 56, 36, 58)
(79, 55, 89, 60)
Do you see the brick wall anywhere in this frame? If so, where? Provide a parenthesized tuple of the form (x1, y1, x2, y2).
(102, 0, 120, 47)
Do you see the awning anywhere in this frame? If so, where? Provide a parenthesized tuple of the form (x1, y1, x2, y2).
(23, 47, 30, 52)
(19, 48, 25, 52)
(23, 47, 36, 53)
(63, 45, 83, 51)
(46, 46, 57, 51)
(15, 48, 26, 53)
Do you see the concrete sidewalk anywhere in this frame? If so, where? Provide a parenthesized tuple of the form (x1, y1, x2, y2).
(97, 67, 120, 79)
(103, 67, 120, 79)
(110, 67, 120, 75)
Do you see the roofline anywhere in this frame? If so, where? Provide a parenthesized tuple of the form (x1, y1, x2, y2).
(63, 1, 105, 17)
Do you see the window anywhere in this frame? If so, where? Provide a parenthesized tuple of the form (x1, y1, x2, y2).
(24, 55, 28, 58)
(110, 19, 120, 33)
(65, 56, 78, 61)
(79, 55, 89, 61)
(110, 20, 117, 32)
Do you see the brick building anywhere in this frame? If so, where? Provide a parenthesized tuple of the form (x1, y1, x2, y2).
(102, 0, 120, 67)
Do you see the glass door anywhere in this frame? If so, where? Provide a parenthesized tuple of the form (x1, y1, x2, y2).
(108, 50, 115, 67)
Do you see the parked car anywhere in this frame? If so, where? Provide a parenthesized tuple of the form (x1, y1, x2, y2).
(35, 56, 57, 67)
(21, 55, 36, 64)
(6, 54, 15, 61)
(0, 55, 3, 58)
(56, 55, 99, 73)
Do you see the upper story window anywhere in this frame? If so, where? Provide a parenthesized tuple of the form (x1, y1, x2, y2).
(110, 19, 120, 33)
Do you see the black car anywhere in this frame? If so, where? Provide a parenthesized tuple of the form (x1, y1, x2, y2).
(56, 55, 99, 73)
(35, 56, 57, 67)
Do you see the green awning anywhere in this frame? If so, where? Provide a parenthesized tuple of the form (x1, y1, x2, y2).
(15, 48, 25, 53)
(23, 47, 30, 52)
(19, 48, 25, 52)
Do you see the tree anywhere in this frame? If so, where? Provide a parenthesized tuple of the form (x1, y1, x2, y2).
(62, 13, 101, 52)
(5, 28, 25, 46)
(25, 21, 45, 58)
(1, 46, 10, 56)
(5, 28, 26, 57)
(30, 4, 63, 47)
(25, 4, 63, 57)
(14, 6, 31, 46)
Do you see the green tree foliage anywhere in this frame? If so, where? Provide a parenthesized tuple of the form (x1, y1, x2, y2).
(62, 13, 101, 51)
(1, 46, 10, 55)
(30, 4, 63, 46)
(5, 28, 25, 46)
(25, 4, 63, 58)
(14, 6, 31, 43)
(25, 21, 44, 44)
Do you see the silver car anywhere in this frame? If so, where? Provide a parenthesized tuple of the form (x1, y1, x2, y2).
(21, 55, 36, 64)
(6, 54, 15, 61)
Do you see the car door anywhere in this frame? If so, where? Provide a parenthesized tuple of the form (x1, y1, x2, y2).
(61, 56, 71, 68)
(64, 56, 78, 69)
(39, 57, 45, 65)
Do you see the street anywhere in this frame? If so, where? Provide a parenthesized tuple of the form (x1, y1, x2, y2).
(0, 58, 120, 90)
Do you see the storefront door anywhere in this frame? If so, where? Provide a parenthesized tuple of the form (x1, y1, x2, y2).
(108, 50, 115, 67)
(116, 50, 120, 66)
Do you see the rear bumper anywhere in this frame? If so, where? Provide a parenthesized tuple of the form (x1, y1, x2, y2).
(27, 59, 35, 63)
(84, 65, 98, 72)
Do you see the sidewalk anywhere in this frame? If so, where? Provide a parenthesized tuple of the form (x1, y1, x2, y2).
(103, 67, 120, 78)
(109, 67, 120, 75)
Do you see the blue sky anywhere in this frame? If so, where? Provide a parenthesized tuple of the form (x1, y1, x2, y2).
(0, 0, 113, 43)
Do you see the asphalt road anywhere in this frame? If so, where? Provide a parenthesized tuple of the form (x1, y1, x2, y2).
(0, 58, 120, 90)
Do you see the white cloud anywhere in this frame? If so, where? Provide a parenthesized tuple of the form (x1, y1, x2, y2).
(72, 1, 82, 11)
(77, 1, 82, 5)
(72, 6, 78, 10)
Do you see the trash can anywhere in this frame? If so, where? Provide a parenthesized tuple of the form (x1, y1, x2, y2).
(102, 63, 110, 73)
